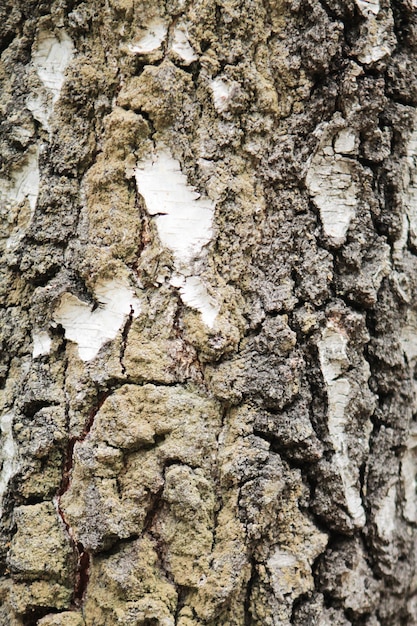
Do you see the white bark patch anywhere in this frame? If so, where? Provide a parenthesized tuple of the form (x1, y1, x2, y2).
(356, 0, 380, 16)
(355, 19, 394, 65)
(171, 274, 219, 328)
(375, 485, 397, 541)
(353, 0, 395, 66)
(26, 94, 50, 130)
(393, 213, 409, 263)
(334, 128, 357, 155)
(27, 30, 74, 129)
(210, 77, 234, 113)
(32, 30, 74, 99)
(54, 279, 141, 361)
(402, 426, 417, 523)
(267, 529, 327, 615)
(306, 140, 357, 246)
(0, 147, 40, 222)
(401, 310, 417, 364)
(32, 331, 52, 358)
(268, 549, 298, 570)
(267, 549, 300, 606)
(318, 325, 366, 527)
(135, 152, 214, 265)
(127, 20, 167, 54)
(403, 121, 417, 249)
(400, 312, 417, 524)
(135, 151, 219, 326)
(0, 412, 18, 519)
(171, 24, 198, 64)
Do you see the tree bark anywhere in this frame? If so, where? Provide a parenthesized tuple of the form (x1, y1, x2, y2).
(0, 0, 417, 624)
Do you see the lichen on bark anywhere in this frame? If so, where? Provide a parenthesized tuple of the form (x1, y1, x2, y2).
(1, 0, 417, 625)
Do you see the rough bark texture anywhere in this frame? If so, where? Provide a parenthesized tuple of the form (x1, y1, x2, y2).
(0, 0, 417, 624)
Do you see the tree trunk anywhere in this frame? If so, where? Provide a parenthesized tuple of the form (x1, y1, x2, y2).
(0, 0, 417, 624)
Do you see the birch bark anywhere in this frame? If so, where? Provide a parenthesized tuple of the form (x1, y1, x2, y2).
(0, 1, 417, 624)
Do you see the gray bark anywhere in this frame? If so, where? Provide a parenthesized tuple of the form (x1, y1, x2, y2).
(0, 0, 417, 624)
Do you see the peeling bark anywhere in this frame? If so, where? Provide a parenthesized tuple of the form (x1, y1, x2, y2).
(1, 0, 417, 624)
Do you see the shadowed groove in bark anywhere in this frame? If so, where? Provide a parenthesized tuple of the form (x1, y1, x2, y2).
(0, 0, 417, 624)
(56, 388, 111, 606)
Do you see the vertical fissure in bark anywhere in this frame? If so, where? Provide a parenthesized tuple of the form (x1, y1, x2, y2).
(55, 387, 111, 606)
(0, 0, 417, 623)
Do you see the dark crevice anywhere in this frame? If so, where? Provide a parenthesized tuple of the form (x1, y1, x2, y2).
(21, 400, 56, 418)
(56, 387, 111, 607)
(22, 607, 58, 626)
(57, 389, 111, 498)
(252, 428, 319, 468)
(243, 557, 256, 626)
(73, 542, 90, 605)
(0, 31, 16, 56)
(316, 0, 346, 22)
(174, 585, 192, 625)
(119, 304, 134, 375)
(0, 1, 416, 624)
(143, 485, 165, 534)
